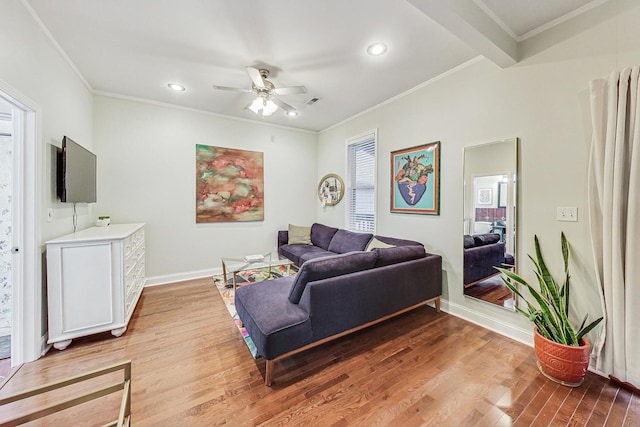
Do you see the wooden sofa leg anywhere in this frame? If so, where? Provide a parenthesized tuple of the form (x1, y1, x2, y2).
(435, 297, 441, 313)
(265, 360, 274, 386)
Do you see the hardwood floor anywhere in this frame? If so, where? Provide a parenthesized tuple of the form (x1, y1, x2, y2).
(465, 274, 514, 309)
(0, 278, 638, 426)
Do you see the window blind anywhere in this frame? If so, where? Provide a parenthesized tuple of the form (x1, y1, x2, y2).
(347, 132, 376, 232)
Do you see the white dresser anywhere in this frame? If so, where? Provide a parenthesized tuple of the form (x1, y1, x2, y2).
(46, 223, 146, 350)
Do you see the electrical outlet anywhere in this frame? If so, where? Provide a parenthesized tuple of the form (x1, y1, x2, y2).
(556, 207, 578, 222)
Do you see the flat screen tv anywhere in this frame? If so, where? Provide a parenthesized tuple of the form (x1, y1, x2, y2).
(56, 136, 97, 203)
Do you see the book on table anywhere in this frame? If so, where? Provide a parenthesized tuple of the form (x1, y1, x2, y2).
(243, 254, 265, 263)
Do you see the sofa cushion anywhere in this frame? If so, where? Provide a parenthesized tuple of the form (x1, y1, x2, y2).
(310, 223, 339, 250)
(299, 249, 335, 264)
(279, 244, 324, 266)
(473, 233, 501, 246)
(235, 276, 313, 360)
(327, 230, 373, 254)
(373, 235, 424, 247)
(373, 245, 426, 267)
(288, 224, 312, 245)
(288, 251, 378, 303)
(366, 237, 395, 251)
(464, 235, 476, 249)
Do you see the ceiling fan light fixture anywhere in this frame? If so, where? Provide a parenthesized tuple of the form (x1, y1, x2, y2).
(366, 42, 388, 56)
(249, 97, 264, 114)
(262, 99, 278, 116)
(167, 83, 186, 91)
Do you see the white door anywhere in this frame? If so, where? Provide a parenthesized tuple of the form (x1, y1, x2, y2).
(0, 82, 42, 366)
(0, 104, 12, 367)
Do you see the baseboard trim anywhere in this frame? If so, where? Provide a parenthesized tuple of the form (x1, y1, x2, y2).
(441, 298, 534, 347)
(145, 267, 223, 287)
(40, 334, 51, 357)
(145, 268, 534, 345)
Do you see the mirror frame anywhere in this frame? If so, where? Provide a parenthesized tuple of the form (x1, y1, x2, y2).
(462, 137, 518, 310)
(318, 173, 345, 206)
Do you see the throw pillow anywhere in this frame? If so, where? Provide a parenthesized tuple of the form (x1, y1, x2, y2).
(288, 224, 312, 245)
(365, 237, 396, 251)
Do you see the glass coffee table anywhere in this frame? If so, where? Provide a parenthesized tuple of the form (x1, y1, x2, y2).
(221, 251, 294, 292)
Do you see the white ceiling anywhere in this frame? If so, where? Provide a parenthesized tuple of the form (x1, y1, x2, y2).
(23, 0, 619, 132)
(476, 0, 601, 39)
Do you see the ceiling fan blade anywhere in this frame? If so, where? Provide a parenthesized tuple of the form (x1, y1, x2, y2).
(246, 67, 266, 89)
(273, 86, 308, 95)
(271, 98, 296, 113)
(212, 85, 253, 93)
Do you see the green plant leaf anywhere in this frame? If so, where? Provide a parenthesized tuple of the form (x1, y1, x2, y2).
(576, 317, 604, 341)
(497, 233, 601, 347)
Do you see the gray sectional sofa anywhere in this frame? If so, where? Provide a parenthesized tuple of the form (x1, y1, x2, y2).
(235, 223, 442, 385)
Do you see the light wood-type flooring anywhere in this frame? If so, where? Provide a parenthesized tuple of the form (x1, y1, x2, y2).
(0, 278, 638, 426)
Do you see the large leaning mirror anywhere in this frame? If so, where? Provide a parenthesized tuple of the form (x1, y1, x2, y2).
(463, 138, 518, 310)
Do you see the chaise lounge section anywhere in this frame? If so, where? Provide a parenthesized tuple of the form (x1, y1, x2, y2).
(235, 223, 442, 385)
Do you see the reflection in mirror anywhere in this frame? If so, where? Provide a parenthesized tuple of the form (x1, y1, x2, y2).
(463, 138, 518, 310)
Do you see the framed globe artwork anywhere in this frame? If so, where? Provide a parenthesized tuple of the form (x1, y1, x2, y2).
(390, 141, 440, 215)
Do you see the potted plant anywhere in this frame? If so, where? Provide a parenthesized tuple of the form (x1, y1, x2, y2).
(496, 232, 603, 387)
(96, 215, 111, 227)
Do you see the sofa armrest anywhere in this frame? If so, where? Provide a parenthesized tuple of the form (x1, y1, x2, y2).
(278, 230, 288, 248)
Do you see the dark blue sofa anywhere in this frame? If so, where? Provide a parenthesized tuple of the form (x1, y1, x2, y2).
(235, 223, 442, 385)
(463, 233, 513, 285)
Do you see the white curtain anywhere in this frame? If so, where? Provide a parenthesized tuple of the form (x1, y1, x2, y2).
(588, 66, 640, 389)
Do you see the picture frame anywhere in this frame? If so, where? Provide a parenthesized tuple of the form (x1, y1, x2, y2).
(391, 141, 440, 215)
(317, 173, 344, 206)
(498, 181, 508, 208)
(477, 188, 492, 205)
(195, 144, 264, 223)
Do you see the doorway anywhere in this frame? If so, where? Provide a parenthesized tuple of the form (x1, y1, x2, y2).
(0, 81, 42, 377)
(0, 102, 11, 379)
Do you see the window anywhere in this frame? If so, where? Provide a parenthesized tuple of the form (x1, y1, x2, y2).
(346, 130, 376, 233)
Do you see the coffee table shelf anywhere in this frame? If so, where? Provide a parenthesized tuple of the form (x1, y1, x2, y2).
(221, 251, 293, 291)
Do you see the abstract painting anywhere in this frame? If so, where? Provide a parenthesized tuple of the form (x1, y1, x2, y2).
(196, 144, 264, 222)
(390, 141, 440, 215)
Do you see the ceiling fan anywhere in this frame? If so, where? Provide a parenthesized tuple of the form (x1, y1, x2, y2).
(212, 67, 307, 117)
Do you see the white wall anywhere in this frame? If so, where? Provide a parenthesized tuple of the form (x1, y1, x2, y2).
(0, 0, 94, 355)
(0, 0, 94, 239)
(317, 6, 640, 344)
(93, 96, 318, 282)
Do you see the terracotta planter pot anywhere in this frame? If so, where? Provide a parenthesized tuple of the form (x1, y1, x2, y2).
(533, 327, 590, 387)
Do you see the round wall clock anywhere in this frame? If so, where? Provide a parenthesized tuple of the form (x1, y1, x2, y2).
(317, 173, 344, 206)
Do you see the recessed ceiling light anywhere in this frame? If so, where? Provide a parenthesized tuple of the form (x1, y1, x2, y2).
(287, 111, 298, 117)
(367, 42, 388, 56)
(168, 83, 186, 91)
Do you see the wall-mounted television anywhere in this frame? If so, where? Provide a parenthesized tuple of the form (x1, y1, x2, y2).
(56, 136, 97, 203)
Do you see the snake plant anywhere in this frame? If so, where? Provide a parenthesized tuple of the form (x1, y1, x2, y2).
(496, 232, 603, 346)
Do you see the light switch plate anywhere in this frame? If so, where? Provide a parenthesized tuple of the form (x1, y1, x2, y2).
(557, 207, 578, 222)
